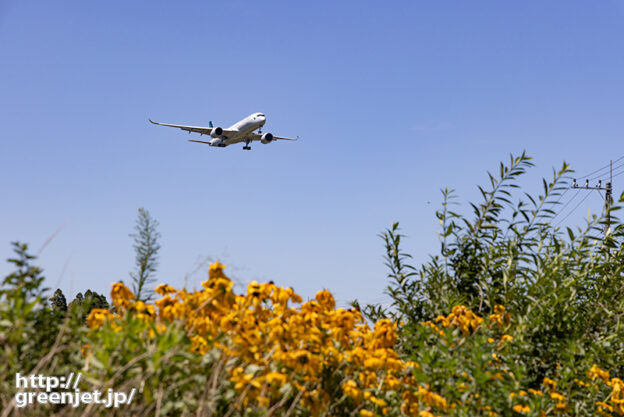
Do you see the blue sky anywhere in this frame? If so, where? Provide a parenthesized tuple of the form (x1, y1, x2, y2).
(1, 1, 623, 306)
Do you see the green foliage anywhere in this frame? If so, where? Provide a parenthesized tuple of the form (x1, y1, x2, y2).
(0, 243, 72, 410)
(68, 290, 109, 323)
(130, 207, 161, 301)
(2, 154, 623, 416)
(0, 243, 50, 372)
(50, 288, 67, 313)
(364, 152, 624, 387)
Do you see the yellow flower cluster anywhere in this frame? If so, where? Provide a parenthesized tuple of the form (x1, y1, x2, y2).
(514, 371, 624, 416)
(88, 263, 451, 415)
(421, 304, 488, 338)
(87, 282, 155, 332)
(588, 364, 611, 384)
(85, 265, 621, 417)
(439, 305, 483, 334)
(111, 281, 134, 310)
(401, 384, 450, 416)
(86, 308, 115, 330)
(488, 305, 510, 329)
(589, 365, 624, 415)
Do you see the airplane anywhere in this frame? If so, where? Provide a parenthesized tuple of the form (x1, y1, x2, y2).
(149, 112, 298, 150)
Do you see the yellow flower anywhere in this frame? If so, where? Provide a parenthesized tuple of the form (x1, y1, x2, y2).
(542, 377, 557, 392)
(571, 378, 585, 387)
(86, 308, 114, 329)
(208, 261, 227, 280)
(417, 385, 448, 410)
(513, 404, 530, 413)
(190, 335, 209, 354)
(342, 380, 362, 402)
(529, 388, 543, 397)
(608, 377, 624, 406)
(368, 395, 387, 407)
(501, 334, 513, 343)
(155, 295, 178, 321)
(154, 283, 176, 295)
(359, 410, 374, 417)
(371, 319, 397, 349)
(384, 375, 401, 390)
(247, 280, 263, 299)
(550, 392, 565, 402)
(596, 401, 614, 413)
(437, 305, 484, 334)
(488, 305, 510, 329)
(315, 289, 336, 310)
(111, 281, 134, 310)
(588, 364, 610, 383)
(266, 372, 287, 387)
(231, 367, 262, 391)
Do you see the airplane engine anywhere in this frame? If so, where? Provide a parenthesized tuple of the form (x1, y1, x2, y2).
(209, 138, 225, 147)
(261, 132, 274, 144)
(210, 127, 224, 138)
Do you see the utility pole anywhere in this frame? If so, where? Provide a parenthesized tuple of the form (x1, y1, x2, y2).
(606, 160, 612, 237)
(572, 159, 613, 239)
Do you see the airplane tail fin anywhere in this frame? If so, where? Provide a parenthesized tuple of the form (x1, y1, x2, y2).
(209, 121, 213, 128)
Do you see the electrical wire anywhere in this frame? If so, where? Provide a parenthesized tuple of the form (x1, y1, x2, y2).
(610, 165, 624, 179)
(548, 186, 570, 211)
(551, 190, 581, 222)
(549, 157, 620, 224)
(587, 159, 624, 181)
(554, 189, 596, 227)
(577, 155, 624, 180)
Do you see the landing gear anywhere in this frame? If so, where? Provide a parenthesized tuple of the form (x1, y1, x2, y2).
(243, 138, 251, 150)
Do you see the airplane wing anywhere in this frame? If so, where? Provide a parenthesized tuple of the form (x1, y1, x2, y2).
(249, 132, 299, 141)
(188, 139, 213, 145)
(149, 119, 213, 135)
(149, 119, 237, 137)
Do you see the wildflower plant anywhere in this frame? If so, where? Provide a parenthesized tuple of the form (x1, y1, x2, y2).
(1, 153, 624, 416)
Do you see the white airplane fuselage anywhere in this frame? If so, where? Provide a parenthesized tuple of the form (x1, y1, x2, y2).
(209, 112, 266, 147)
(150, 111, 296, 150)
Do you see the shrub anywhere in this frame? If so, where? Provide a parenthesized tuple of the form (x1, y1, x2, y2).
(1, 153, 623, 416)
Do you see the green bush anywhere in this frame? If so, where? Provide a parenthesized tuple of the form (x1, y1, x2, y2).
(1, 153, 623, 416)
(360, 152, 624, 392)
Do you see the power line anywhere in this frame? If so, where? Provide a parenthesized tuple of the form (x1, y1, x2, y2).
(551, 190, 581, 222)
(567, 158, 614, 240)
(555, 189, 596, 227)
(611, 166, 624, 179)
(549, 158, 616, 221)
(578, 155, 624, 180)
(588, 159, 624, 181)
(548, 185, 571, 212)
(548, 157, 621, 222)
